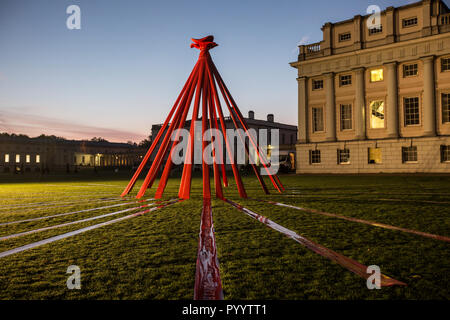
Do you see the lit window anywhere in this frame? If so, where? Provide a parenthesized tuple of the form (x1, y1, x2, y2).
(312, 107, 324, 132)
(403, 63, 418, 77)
(4, 154, 9, 163)
(309, 150, 321, 164)
(370, 100, 385, 128)
(339, 74, 352, 86)
(402, 146, 418, 163)
(370, 69, 384, 82)
(441, 145, 450, 162)
(36, 155, 40, 163)
(442, 58, 450, 72)
(368, 148, 382, 164)
(404, 97, 420, 126)
(442, 93, 450, 123)
(15, 154, 20, 163)
(338, 149, 350, 164)
(339, 33, 351, 42)
(402, 17, 418, 27)
(312, 79, 323, 90)
(340, 104, 352, 130)
(26, 155, 30, 163)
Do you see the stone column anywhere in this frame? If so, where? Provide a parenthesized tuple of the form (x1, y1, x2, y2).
(324, 72, 336, 141)
(354, 67, 366, 140)
(353, 15, 362, 50)
(422, 55, 436, 136)
(321, 23, 332, 56)
(385, 7, 395, 44)
(297, 76, 308, 143)
(385, 62, 399, 138)
(422, 0, 432, 37)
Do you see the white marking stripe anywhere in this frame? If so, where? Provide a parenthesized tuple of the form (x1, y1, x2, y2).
(0, 196, 122, 210)
(0, 199, 181, 259)
(225, 199, 406, 287)
(0, 201, 162, 241)
(0, 199, 154, 226)
(267, 201, 450, 243)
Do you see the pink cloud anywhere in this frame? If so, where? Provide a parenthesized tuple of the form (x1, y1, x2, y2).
(0, 109, 148, 143)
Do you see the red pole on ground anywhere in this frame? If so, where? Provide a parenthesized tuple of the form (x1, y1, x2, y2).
(123, 35, 282, 200)
(221, 93, 269, 195)
(206, 75, 224, 199)
(201, 73, 211, 200)
(136, 69, 200, 199)
(205, 63, 228, 188)
(211, 61, 284, 192)
(121, 61, 200, 197)
(204, 59, 247, 198)
(179, 61, 206, 199)
(153, 78, 198, 199)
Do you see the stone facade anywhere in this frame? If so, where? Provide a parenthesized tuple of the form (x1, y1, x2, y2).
(290, 0, 450, 173)
(0, 135, 143, 173)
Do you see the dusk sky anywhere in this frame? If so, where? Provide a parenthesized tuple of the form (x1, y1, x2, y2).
(0, 0, 418, 142)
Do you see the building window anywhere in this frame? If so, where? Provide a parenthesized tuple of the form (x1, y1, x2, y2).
(368, 25, 383, 35)
(4, 154, 9, 163)
(281, 133, 285, 144)
(26, 155, 30, 163)
(370, 68, 384, 82)
(15, 154, 20, 163)
(312, 107, 324, 132)
(339, 32, 351, 42)
(442, 93, 450, 123)
(36, 155, 40, 163)
(339, 74, 352, 86)
(309, 150, 321, 164)
(402, 17, 418, 28)
(340, 104, 352, 130)
(368, 148, 382, 164)
(312, 79, 323, 90)
(440, 58, 450, 72)
(402, 146, 418, 163)
(338, 149, 350, 164)
(370, 100, 385, 128)
(403, 63, 418, 77)
(404, 97, 420, 126)
(82, 156, 85, 164)
(441, 145, 450, 162)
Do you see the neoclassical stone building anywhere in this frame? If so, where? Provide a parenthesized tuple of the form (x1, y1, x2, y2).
(290, 0, 450, 173)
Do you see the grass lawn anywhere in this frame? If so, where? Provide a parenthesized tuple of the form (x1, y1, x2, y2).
(0, 172, 449, 299)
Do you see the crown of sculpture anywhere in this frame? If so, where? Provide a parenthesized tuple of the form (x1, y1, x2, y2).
(190, 35, 218, 51)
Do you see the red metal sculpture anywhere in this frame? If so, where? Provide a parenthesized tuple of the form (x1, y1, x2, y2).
(121, 36, 284, 200)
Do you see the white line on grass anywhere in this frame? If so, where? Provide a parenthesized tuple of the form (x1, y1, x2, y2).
(0, 200, 164, 241)
(0, 199, 181, 259)
(0, 199, 154, 226)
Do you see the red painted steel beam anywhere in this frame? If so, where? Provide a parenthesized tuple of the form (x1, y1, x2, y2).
(153, 75, 199, 199)
(136, 69, 200, 199)
(201, 71, 211, 200)
(206, 74, 224, 200)
(217, 85, 269, 195)
(179, 61, 207, 199)
(121, 61, 201, 197)
(210, 61, 284, 193)
(204, 57, 247, 198)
